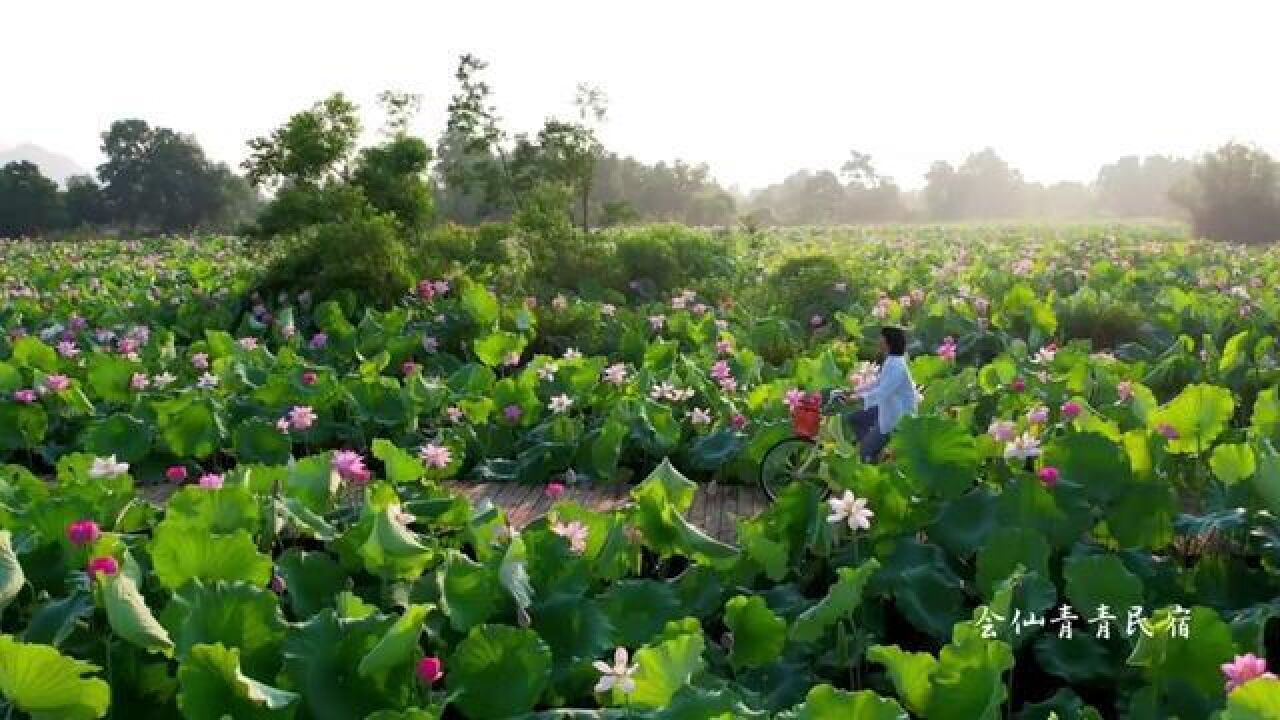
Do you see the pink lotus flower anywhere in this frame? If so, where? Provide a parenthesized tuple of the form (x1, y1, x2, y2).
(402, 361, 420, 376)
(1222, 653, 1275, 693)
(988, 420, 1017, 444)
(417, 656, 443, 685)
(553, 520, 590, 555)
(238, 337, 259, 351)
(288, 406, 316, 431)
(43, 374, 71, 392)
(731, 413, 749, 430)
(710, 361, 732, 381)
(332, 450, 370, 485)
(166, 466, 188, 483)
(130, 372, 150, 391)
(13, 389, 36, 404)
(270, 574, 287, 594)
(419, 444, 452, 469)
(503, 351, 521, 367)
(1027, 406, 1049, 425)
(716, 339, 732, 355)
(445, 406, 464, 423)
(301, 370, 318, 386)
(503, 404, 523, 423)
(67, 519, 100, 546)
(192, 352, 209, 370)
(809, 314, 825, 328)
(57, 340, 80, 358)
(1038, 466, 1060, 488)
(433, 280, 449, 296)
(276, 417, 291, 433)
(423, 336, 439, 354)
(937, 336, 957, 362)
(552, 294, 568, 310)
(603, 363, 628, 385)
(1157, 423, 1180, 440)
(87, 556, 118, 578)
(198, 473, 224, 489)
(546, 482, 566, 500)
(648, 315, 666, 331)
(309, 333, 328, 349)
(1010, 377, 1026, 392)
(416, 279, 437, 301)
(688, 407, 712, 425)
(1061, 401, 1082, 420)
(1116, 381, 1133, 403)
(784, 388, 805, 410)
(548, 394, 573, 414)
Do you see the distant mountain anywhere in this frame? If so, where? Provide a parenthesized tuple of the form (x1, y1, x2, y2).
(0, 143, 89, 186)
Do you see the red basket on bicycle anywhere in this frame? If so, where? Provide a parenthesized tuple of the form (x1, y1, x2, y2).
(790, 392, 823, 439)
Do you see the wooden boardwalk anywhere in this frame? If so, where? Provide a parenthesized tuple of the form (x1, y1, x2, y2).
(446, 482, 768, 544)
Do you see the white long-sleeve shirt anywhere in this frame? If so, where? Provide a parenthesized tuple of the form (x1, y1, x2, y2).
(858, 354, 918, 434)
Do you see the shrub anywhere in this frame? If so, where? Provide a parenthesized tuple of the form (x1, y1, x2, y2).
(763, 253, 846, 325)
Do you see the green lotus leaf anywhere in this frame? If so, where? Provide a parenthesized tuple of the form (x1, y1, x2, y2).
(788, 684, 907, 720)
(151, 525, 272, 591)
(1127, 605, 1237, 697)
(81, 413, 153, 463)
(790, 560, 880, 644)
(358, 506, 434, 581)
(976, 527, 1050, 600)
(102, 571, 174, 656)
(87, 354, 138, 403)
(867, 644, 937, 716)
(165, 581, 287, 679)
(616, 624, 705, 710)
(1149, 383, 1235, 455)
(1221, 677, 1280, 720)
(177, 642, 298, 720)
(600, 579, 683, 648)
(890, 415, 979, 500)
(283, 610, 413, 719)
(925, 621, 1014, 720)
(446, 624, 552, 719)
(473, 331, 527, 368)
(235, 418, 293, 465)
(276, 549, 348, 619)
(1210, 443, 1256, 485)
(0, 634, 110, 719)
(723, 595, 786, 668)
(358, 603, 432, 678)
(438, 551, 501, 633)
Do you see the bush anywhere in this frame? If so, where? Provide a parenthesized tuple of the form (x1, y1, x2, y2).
(763, 253, 846, 325)
(613, 224, 735, 295)
(1171, 143, 1280, 245)
(260, 210, 415, 308)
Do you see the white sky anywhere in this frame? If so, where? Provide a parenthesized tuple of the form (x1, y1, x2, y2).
(3, 0, 1279, 191)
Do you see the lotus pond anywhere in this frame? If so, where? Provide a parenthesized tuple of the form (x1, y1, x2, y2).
(1, 226, 1279, 718)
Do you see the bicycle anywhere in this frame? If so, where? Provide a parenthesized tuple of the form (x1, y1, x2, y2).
(758, 389, 854, 502)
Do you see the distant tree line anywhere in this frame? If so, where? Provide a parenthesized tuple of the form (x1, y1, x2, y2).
(0, 120, 258, 238)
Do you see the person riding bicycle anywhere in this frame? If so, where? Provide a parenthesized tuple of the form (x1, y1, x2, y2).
(843, 326, 917, 462)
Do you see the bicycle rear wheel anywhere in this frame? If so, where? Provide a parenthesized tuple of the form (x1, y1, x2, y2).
(759, 436, 829, 501)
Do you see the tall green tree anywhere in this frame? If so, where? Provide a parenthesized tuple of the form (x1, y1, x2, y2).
(0, 161, 63, 236)
(63, 175, 108, 227)
(1171, 142, 1280, 245)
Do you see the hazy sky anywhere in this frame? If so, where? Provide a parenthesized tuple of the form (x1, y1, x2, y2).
(4, 0, 1279, 191)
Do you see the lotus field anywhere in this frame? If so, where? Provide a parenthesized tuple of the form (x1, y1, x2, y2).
(3, 225, 1280, 719)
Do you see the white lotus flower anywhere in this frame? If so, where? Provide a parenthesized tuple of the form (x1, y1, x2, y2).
(826, 490, 874, 532)
(593, 647, 639, 694)
(89, 455, 130, 479)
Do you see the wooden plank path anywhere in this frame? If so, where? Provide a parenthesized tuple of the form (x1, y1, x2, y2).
(445, 482, 769, 544)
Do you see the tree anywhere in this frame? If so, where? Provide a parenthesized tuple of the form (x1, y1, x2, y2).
(0, 161, 63, 236)
(437, 54, 522, 213)
(243, 93, 361, 189)
(1095, 155, 1191, 218)
(923, 161, 964, 220)
(97, 119, 236, 231)
(922, 149, 1027, 220)
(63, 175, 108, 227)
(1171, 142, 1280, 245)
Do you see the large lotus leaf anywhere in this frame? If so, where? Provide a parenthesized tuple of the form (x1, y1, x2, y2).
(0, 403, 47, 451)
(473, 331, 527, 368)
(871, 540, 966, 639)
(866, 644, 937, 716)
(688, 429, 745, 472)
(285, 454, 340, 515)
(438, 551, 501, 633)
(925, 621, 1015, 720)
(313, 301, 356, 342)
(600, 579, 683, 648)
(995, 475, 1093, 550)
(0, 634, 110, 719)
(790, 559, 880, 643)
(976, 527, 1050, 600)
(348, 379, 413, 427)
(0, 361, 23, 392)
(165, 581, 287, 679)
(1220, 677, 1280, 720)
(652, 685, 768, 720)
(1149, 383, 1235, 454)
(234, 418, 293, 465)
(1220, 330, 1252, 372)
(788, 684, 907, 720)
(929, 488, 999, 558)
(446, 624, 552, 720)
(724, 595, 786, 668)
(11, 337, 57, 372)
(177, 642, 298, 720)
(358, 604, 431, 678)
(630, 459, 738, 563)
(162, 483, 261, 536)
(531, 593, 614, 663)
(0, 531, 24, 618)
(283, 610, 412, 719)
(1104, 483, 1176, 550)
(550, 501, 632, 582)
(1063, 554, 1143, 629)
(615, 624, 705, 710)
(498, 534, 534, 617)
(1018, 688, 1104, 720)
(1254, 440, 1280, 517)
(371, 439, 426, 485)
(276, 549, 348, 619)
(151, 525, 272, 591)
(82, 413, 153, 463)
(890, 415, 979, 500)
(460, 280, 501, 327)
(23, 591, 94, 647)
(587, 418, 629, 479)
(1251, 387, 1279, 441)
(1210, 443, 1257, 485)
(156, 398, 223, 459)
(1033, 632, 1111, 683)
(358, 506, 434, 581)
(1042, 431, 1132, 506)
(1127, 605, 1237, 697)
(103, 572, 174, 656)
(278, 497, 337, 541)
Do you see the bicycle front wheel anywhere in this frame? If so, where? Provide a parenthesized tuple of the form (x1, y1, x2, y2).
(759, 436, 829, 502)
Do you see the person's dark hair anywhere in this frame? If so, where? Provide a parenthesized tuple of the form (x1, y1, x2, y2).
(881, 326, 907, 355)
